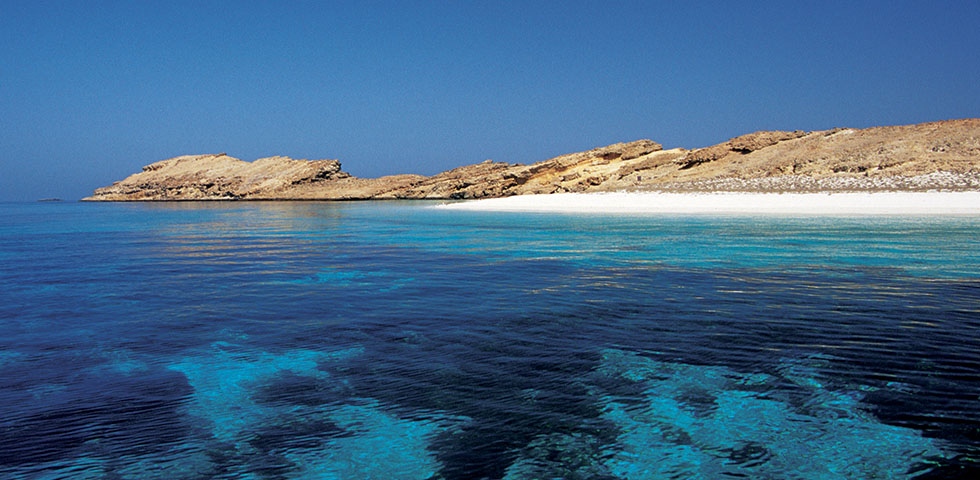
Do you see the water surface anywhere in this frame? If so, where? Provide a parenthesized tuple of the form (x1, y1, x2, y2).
(1, 201, 978, 479)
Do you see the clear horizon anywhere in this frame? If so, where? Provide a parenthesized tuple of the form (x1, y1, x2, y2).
(2, 1, 979, 201)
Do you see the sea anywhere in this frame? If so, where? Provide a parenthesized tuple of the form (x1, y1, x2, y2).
(1, 200, 978, 479)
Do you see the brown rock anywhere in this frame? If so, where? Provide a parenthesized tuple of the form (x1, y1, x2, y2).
(87, 154, 351, 200)
(679, 130, 809, 168)
(83, 119, 980, 201)
(729, 130, 808, 152)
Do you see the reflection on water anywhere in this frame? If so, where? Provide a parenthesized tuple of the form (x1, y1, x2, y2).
(0, 201, 978, 479)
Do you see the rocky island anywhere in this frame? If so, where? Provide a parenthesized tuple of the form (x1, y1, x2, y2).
(84, 119, 980, 201)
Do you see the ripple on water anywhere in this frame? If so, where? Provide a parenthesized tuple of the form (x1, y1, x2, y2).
(2, 203, 978, 478)
(166, 342, 465, 479)
(591, 349, 948, 479)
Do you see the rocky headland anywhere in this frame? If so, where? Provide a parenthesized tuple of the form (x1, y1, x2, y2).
(84, 119, 980, 201)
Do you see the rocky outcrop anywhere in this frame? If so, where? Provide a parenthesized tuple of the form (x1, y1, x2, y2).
(88, 154, 355, 200)
(678, 130, 808, 168)
(84, 119, 980, 201)
(388, 140, 665, 199)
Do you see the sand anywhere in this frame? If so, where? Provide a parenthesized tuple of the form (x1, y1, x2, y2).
(435, 191, 980, 215)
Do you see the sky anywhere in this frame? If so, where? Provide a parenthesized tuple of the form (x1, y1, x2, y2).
(2, 1, 979, 201)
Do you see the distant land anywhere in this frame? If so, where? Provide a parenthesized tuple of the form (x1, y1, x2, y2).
(84, 119, 980, 201)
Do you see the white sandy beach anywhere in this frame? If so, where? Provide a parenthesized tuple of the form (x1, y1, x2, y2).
(437, 191, 980, 215)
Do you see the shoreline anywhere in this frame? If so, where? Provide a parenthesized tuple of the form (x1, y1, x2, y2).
(82, 170, 980, 203)
(436, 191, 980, 215)
(83, 120, 980, 202)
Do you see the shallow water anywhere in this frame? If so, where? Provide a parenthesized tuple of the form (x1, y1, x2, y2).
(1, 201, 978, 479)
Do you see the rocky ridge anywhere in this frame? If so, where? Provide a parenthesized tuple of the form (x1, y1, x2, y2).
(85, 119, 980, 201)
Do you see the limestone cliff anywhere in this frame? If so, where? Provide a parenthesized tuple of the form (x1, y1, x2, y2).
(87, 154, 352, 200)
(84, 119, 980, 201)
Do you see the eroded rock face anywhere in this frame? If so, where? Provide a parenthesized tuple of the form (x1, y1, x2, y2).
(390, 140, 665, 199)
(89, 154, 353, 200)
(679, 130, 809, 168)
(84, 119, 980, 201)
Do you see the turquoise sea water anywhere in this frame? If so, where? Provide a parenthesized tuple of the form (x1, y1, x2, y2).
(1, 201, 978, 479)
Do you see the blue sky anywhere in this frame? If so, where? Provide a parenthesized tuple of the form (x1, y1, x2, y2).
(2, 1, 979, 201)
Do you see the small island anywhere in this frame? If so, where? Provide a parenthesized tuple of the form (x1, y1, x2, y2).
(84, 119, 980, 202)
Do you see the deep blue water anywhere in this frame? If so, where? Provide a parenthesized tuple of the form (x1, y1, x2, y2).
(1, 201, 978, 479)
